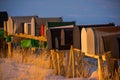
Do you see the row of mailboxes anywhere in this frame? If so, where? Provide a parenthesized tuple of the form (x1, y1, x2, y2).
(73, 23, 115, 49)
(46, 23, 120, 59)
(11, 22, 45, 36)
(13, 23, 32, 35)
(47, 25, 114, 51)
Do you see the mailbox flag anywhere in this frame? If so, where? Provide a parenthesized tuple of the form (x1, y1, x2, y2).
(40, 25, 45, 36)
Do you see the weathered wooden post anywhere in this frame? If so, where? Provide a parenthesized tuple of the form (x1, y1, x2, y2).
(98, 55, 104, 80)
(7, 42, 12, 58)
(56, 51, 65, 76)
(67, 45, 75, 78)
(6, 35, 12, 58)
(105, 52, 119, 78)
(31, 47, 35, 54)
(21, 48, 28, 63)
(71, 46, 75, 78)
(57, 52, 60, 75)
(105, 52, 111, 78)
(4, 21, 7, 37)
(64, 50, 69, 76)
(50, 49, 57, 74)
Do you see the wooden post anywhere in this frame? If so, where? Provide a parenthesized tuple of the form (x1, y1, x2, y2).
(22, 48, 28, 63)
(105, 52, 111, 77)
(60, 51, 65, 76)
(31, 47, 35, 53)
(105, 53, 119, 78)
(7, 42, 12, 58)
(65, 51, 68, 74)
(57, 52, 60, 75)
(67, 48, 72, 77)
(67, 45, 75, 78)
(98, 56, 104, 80)
(50, 50, 57, 74)
(4, 21, 7, 37)
(71, 46, 75, 78)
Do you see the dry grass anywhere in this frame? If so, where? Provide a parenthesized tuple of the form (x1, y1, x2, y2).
(0, 46, 54, 80)
(0, 38, 7, 58)
(104, 66, 120, 80)
(11, 47, 51, 68)
(9, 47, 91, 78)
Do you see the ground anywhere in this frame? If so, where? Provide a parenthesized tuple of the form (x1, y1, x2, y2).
(0, 57, 98, 80)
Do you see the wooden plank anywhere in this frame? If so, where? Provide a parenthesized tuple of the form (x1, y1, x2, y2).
(50, 50, 58, 74)
(4, 21, 7, 37)
(11, 33, 47, 41)
(57, 52, 60, 75)
(98, 56, 104, 80)
(74, 48, 111, 61)
(67, 46, 75, 78)
(7, 42, 12, 58)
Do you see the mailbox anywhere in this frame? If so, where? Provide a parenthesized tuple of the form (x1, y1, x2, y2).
(21, 39, 39, 48)
(86, 27, 120, 55)
(0, 30, 4, 37)
(6, 35, 11, 42)
(105, 36, 120, 59)
(47, 26, 73, 50)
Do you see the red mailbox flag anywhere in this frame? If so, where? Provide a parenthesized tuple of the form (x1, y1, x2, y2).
(40, 25, 45, 36)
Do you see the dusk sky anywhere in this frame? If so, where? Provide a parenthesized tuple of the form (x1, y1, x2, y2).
(0, 0, 120, 25)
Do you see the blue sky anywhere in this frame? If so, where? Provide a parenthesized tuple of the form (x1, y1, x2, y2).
(0, 0, 120, 25)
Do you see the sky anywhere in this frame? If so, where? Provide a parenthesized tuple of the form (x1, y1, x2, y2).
(0, 0, 120, 25)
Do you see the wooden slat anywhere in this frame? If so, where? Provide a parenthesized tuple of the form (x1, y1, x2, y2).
(11, 33, 47, 41)
(73, 48, 111, 61)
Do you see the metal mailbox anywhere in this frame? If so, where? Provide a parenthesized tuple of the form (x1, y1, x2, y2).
(47, 26, 73, 50)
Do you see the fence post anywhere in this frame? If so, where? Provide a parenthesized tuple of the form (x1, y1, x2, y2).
(67, 45, 75, 78)
(7, 42, 12, 58)
(31, 47, 35, 53)
(50, 50, 57, 74)
(98, 56, 104, 80)
(4, 21, 7, 37)
(57, 52, 60, 75)
(105, 52, 119, 78)
(71, 46, 75, 78)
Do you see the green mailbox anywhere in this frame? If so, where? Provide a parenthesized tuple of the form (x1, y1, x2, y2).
(33, 40, 39, 47)
(0, 30, 4, 37)
(6, 35, 11, 42)
(44, 42, 47, 48)
(21, 39, 39, 48)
